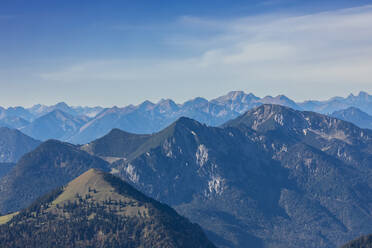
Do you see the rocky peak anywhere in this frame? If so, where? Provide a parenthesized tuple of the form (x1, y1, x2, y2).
(138, 100, 155, 110)
(156, 99, 179, 111)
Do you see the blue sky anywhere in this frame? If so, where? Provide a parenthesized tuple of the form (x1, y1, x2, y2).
(1, 0, 372, 107)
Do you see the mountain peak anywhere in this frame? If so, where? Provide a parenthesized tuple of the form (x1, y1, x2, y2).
(156, 98, 179, 110)
(82, 128, 151, 159)
(138, 100, 155, 109)
(182, 97, 209, 109)
(54, 102, 69, 108)
(72, 168, 103, 184)
(52, 168, 154, 207)
(175, 116, 203, 128)
(346, 91, 371, 100)
(223, 104, 306, 133)
(358, 91, 369, 98)
(39, 138, 66, 146)
(189, 97, 208, 104)
(277, 94, 291, 100)
(52, 168, 113, 206)
(211, 91, 260, 112)
(260, 95, 301, 110)
(227, 90, 245, 98)
(162, 116, 204, 135)
(254, 103, 293, 113)
(359, 91, 368, 95)
(220, 90, 257, 102)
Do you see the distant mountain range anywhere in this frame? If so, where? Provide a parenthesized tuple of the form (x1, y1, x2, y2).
(20, 110, 90, 141)
(0, 169, 215, 248)
(0, 91, 371, 144)
(2, 104, 372, 247)
(331, 107, 372, 130)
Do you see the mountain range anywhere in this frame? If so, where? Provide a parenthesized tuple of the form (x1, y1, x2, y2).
(331, 107, 372, 130)
(1, 104, 372, 247)
(0, 169, 215, 248)
(20, 110, 90, 141)
(0, 91, 371, 144)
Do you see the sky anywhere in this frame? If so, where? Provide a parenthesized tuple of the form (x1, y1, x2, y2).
(1, 0, 372, 107)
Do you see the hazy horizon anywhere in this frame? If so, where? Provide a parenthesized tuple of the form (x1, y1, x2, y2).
(0, 89, 370, 109)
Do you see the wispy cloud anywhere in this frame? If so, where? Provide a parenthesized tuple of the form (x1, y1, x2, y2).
(40, 4, 372, 101)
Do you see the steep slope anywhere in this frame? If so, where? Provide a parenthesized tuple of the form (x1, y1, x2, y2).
(0, 163, 14, 180)
(21, 109, 89, 141)
(331, 107, 372, 130)
(0, 140, 109, 213)
(103, 117, 289, 247)
(224, 104, 372, 142)
(223, 104, 372, 246)
(0, 115, 29, 129)
(0, 169, 216, 248)
(86, 106, 372, 248)
(0, 127, 41, 163)
(28, 102, 103, 119)
(341, 234, 372, 248)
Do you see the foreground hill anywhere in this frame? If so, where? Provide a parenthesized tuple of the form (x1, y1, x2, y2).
(0, 127, 41, 163)
(85, 104, 372, 248)
(0, 140, 109, 213)
(0, 169, 216, 248)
